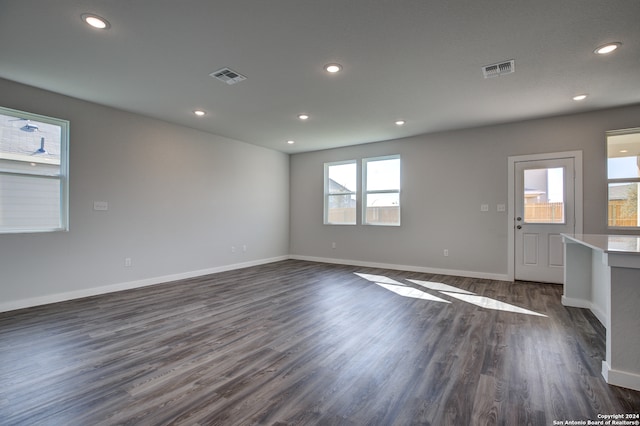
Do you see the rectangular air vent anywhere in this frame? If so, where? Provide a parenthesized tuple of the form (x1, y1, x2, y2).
(210, 67, 247, 85)
(482, 60, 515, 78)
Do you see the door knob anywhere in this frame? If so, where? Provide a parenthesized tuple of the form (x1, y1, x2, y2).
(517, 225, 522, 229)
(516, 217, 522, 221)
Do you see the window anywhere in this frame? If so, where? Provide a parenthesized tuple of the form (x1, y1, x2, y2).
(363, 155, 400, 226)
(0, 106, 69, 233)
(324, 155, 401, 226)
(324, 160, 357, 224)
(607, 129, 640, 228)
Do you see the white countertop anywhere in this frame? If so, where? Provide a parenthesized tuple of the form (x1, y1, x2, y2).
(562, 233, 640, 255)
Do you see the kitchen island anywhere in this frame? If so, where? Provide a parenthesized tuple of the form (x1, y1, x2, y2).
(562, 233, 640, 391)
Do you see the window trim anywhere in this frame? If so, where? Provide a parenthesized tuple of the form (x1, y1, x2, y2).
(324, 160, 357, 225)
(362, 154, 401, 226)
(607, 128, 640, 230)
(0, 106, 70, 234)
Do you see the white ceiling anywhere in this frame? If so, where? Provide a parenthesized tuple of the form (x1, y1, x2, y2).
(1, 0, 639, 154)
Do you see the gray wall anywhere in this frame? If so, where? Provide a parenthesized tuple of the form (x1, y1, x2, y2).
(3, 75, 639, 310)
(0, 78, 290, 310)
(290, 104, 640, 278)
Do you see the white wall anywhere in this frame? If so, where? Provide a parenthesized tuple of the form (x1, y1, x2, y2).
(290, 104, 640, 279)
(0, 78, 290, 311)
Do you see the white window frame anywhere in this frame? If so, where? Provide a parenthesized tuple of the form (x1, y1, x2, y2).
(324, 160, 357, 225)
(0, 106, 70, 234)
(362, 155, 401, 226)
(607, 128, 640, 230)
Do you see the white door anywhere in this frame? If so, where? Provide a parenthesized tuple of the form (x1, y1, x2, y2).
(515, 157, 575, 283)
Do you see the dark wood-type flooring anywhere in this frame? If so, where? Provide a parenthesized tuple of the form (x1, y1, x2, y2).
(1, 260, 639, 425)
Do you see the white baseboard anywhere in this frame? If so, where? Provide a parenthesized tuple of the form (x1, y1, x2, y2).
(561, 296, 608, 328)
(561, 295, 589, 309)
(602, 360, 640, 391)
(289, 255, 510, 282)
(0, 256, 288, 313)
(1, 255, 511, 313)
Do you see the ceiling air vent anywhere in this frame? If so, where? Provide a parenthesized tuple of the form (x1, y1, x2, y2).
(482, 60, 515, 79)
(210, 67, 247, 85)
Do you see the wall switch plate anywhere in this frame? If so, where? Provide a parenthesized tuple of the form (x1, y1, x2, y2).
(93, 201, 108, 211)
(481, 204, 489, 212)
(124, 257, 132, 267)
(444, 249, 449, 257)
(497, 204, 506, 212)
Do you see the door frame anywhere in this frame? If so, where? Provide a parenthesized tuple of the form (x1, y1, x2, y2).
(507, 151, 583, 282)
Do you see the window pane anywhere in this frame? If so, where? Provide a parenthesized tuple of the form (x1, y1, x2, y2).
(365, 192, 399, 225)
(328, 163, 356, 194)
(607, 132, 640, 179)
(0, 174, 61, 231)
(607, 130, 640, 228)
(608, 182, 638, 227)
(326, 194, 356, 224)
(608, 156, 640, 179)
(325, 161, 356, 225)
(0, 113, 62, 172)
(366, 158, 400, 191)
(523, 167, 565, 223)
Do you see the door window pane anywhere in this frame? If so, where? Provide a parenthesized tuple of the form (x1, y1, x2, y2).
(523, 167, 565, 223)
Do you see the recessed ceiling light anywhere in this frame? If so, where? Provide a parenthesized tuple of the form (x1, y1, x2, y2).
(81, 13, 110, 29)
(287, 140, 295, 145)
(193, 110, 206, 116)
(620, 149, 629, 153)
(395, 120, 406, 126)
(594, 42, 621, 55)
(324, 63, 342, 73)
(572, 94, 588, 101)
(298, 114, 309, 120)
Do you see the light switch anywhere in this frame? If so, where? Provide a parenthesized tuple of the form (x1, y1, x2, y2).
(481, 204, 489, 212)
(497, 204, 506, 212)
(93, 201, 108, 211)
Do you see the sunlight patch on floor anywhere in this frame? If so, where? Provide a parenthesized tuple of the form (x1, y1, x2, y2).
(375, 283, 450, 303)
(408, 279, 475, 294)
(354, 273, 404, 285)
(440, 292, 547, 317)
(355, 273, 547, 317)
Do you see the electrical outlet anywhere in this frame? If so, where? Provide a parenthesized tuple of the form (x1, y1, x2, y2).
(331, 242, 336, 249)
(242, 245, 247, 252)
(443, 249, 449, 257)
(124, 257, 132, 267)
(231, 246, 236, 253)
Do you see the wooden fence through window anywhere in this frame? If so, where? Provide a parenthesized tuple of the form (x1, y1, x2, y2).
(608, 201, 638, 227)
(524, 202, 564, 223)
(328, 207, 399, 224)
(330, 202, 639, 227)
